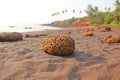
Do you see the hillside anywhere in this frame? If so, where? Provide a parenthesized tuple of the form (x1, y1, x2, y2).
(50, 18, 90, 27)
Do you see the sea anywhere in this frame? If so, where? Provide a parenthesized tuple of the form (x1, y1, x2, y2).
(0, 23, 61, 33)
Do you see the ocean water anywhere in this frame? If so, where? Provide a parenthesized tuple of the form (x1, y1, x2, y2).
(0, 23, 61, 33)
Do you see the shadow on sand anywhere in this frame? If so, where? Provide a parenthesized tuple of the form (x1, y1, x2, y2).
(52, 49, 106, 65)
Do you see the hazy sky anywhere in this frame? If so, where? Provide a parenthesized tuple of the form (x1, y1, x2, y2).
(0, 0, 116, 23)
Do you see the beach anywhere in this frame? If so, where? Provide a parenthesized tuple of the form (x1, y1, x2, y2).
(0, 27, 120, 80)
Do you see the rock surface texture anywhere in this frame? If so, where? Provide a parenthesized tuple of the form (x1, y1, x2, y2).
(41, 35, 75, 55)
(103, 35, 120, 43)
(82, 31, 93, 36)
(0, 32, 23, 42)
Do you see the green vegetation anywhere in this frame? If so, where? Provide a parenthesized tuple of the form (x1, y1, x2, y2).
(85, 0, 120, 27)
(51, 0, 120, 27)
(65, 17, 76, 25)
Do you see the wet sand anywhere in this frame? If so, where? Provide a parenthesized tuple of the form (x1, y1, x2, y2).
(0, 27, 120, 80)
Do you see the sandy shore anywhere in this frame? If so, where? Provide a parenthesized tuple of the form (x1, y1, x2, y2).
(0, 27, 120, 80)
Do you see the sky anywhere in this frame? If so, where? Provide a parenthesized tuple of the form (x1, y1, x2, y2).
(0, 0, 116, 23)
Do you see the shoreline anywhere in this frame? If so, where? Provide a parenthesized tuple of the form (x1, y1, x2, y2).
(0, 23, 62, 33)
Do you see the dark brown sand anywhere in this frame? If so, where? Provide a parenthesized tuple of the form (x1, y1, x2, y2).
(0, 27, 120, 80)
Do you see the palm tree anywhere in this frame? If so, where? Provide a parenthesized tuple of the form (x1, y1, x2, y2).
(104, 7, 111, 12)
(94, 6, 99, 15)
(52, 12, 57, 16)
(51, 14, 55, 16)
(108, 7, 111, 12)
(62, 11, 65, 14)
(54, 13, 57, 16)
(79, 10, 82, 17)
(104, 7, 107, 12)
(65, 10, 68, 13)
(80, 10, 82, 14)
(85, 4, 94, 17)
(71, 9, 76, 18)
(72, 9, 75, 13)
(56, 12, 59, 15)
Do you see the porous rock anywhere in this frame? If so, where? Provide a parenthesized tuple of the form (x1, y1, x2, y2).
(0, 32, 23, 42)
(103, 35, 120, 43)
(41, 35, 75, 55)
(82, 31, 93, 36)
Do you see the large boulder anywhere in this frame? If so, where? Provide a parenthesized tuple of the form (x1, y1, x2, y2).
(103, 35, 120, 44)
(41, 35, 75, 55)
(0, 32, 23, 42)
